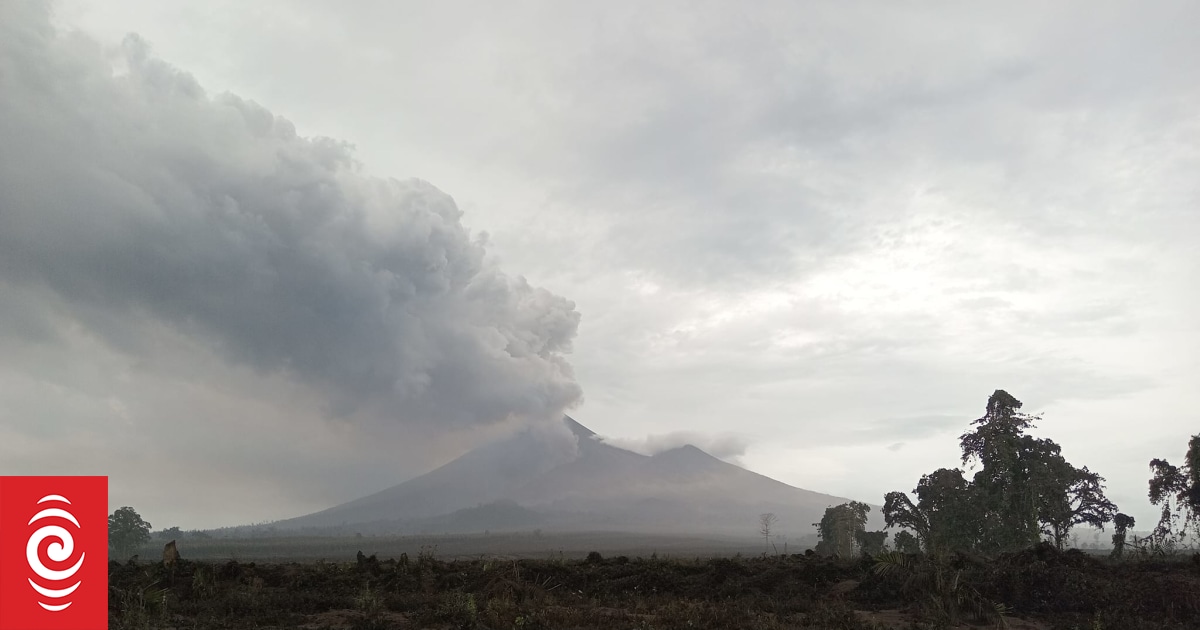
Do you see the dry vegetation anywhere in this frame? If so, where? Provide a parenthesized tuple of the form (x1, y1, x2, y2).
(108, 543, 1200, 630)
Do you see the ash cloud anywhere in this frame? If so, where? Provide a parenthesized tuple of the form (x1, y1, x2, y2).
(0, 3, 581, 432)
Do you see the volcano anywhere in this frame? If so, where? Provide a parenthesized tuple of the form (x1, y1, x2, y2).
(275, 417, 869, 537)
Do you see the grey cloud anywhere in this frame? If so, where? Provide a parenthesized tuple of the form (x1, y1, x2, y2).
(0, 4, 581, 432)
(601, 430, 749, 463)
(13, 0, 1200, 530)
(524, 1, 1197, 288)
(857, 415, 965, 444)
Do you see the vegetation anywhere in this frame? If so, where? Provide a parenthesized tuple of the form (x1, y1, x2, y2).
(109, 506, 153, 560)
(871, 550, 1010, 627)
(156, 525, 183, 541)
(853, 529, 887, 556)
(810, 502, 890, 558)
(759, 512, 778, 553)
(883, 390, 1119, 554)
(106, 544, 1200, 629)
(882, 468, 976, 554)
(892, 530, 920, 554)
(1147, 433, 1200, 551)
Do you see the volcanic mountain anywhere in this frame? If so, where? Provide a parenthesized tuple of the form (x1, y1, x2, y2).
(275, 417, 867, 537)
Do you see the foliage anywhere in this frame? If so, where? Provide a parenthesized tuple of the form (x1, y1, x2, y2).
(884, 389, 1119, 555)
(1038, 460, 1117, 550)
(870, 551, 1010, 627)
(110, 506, 153, 560)
(1110, 513, 1135, 558)
(892, 530, 921, 554)
(814, 501, 870, 557)
(960, 390, 1049, 552)
(883, 468, 976, 553)
(1147, 434, 1200, 548)
(853, 530, 888, 556)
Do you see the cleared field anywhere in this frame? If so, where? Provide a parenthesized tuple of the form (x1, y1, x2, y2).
(107, 544, 1200, 629)
(131, 531, 779, 563)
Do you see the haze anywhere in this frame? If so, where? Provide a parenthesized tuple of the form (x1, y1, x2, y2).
(1, 1, 1197, 532)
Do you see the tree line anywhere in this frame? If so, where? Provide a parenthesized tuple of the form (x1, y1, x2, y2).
(808, 389, 1200, 557)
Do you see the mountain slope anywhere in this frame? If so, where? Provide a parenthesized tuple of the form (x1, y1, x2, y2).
(277, 417, 873, 536)
(275, 427, 571, 528)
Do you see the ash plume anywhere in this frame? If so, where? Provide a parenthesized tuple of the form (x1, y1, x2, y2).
(0, 2, 582, 432)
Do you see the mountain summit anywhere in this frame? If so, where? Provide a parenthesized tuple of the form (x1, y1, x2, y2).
(276, 417, 862, 536)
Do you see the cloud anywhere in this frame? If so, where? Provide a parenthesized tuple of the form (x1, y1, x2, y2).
(601, 430, 749, 463)
(0, 4, 581, 433)
(10, 0, 1200, 531)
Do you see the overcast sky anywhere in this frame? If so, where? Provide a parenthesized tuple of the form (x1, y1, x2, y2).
(2, 1, 1197, 531)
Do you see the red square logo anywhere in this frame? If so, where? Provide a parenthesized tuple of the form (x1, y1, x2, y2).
(0, 477, 108, 630)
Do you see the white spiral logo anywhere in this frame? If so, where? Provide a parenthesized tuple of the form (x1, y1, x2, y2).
(26, 494, 86, 612)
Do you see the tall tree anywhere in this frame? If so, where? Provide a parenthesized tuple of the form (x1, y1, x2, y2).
(960, 390, 1049, 552)
(109, 506, 152, 559)
(886, 389, 1119, 554)
(1147, 434, 1200, 546)
(814, 501, 871, 557)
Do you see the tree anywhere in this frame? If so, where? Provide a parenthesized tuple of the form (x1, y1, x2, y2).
(759, 513, 778, 553)
(1110, 512, 1135, 558)
(885, 389, 1119, 555)
(814, 501, 870, 556)
(959, 390, 1118, 552)
(959, 390, 1044, 552)
(1148, 434, 1200, 548)
(855, 530, 889, 556)
(109, 506, 152, 559)
(893, 530, 921, 554)
(883, 468, 976, 553)
(1039, 462, 1116, 549)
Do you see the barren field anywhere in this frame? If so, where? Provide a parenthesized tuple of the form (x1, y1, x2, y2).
(109, 540, 1200, 629)
(128, 531, 780, 563)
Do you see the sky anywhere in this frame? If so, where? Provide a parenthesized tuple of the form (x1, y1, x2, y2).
(1, 0, 1197, 531)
